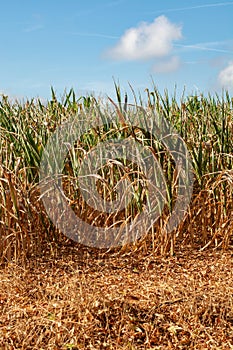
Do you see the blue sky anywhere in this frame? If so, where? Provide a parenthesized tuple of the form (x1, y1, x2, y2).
(1, 0, 233, 100)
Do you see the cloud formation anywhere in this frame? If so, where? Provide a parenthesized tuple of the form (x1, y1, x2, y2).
(106, 15, 182, 61)
(152, 56, 181, 73)
(218, 61, 233, 87)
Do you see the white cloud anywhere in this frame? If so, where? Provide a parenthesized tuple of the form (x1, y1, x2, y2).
(218, 62, 233, 87)
(152, 56, 181, 73)
(106, 15, 182, 61)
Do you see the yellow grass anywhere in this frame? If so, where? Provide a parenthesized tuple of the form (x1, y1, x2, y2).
(1, 249, 233, 349)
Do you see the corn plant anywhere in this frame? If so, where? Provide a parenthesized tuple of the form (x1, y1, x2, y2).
(0, 86, 232, 263)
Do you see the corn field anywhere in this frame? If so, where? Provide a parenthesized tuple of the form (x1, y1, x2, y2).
(0, 86, 232, 264)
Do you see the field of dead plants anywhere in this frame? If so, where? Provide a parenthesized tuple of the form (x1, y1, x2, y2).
(0, 86, 232, 349)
